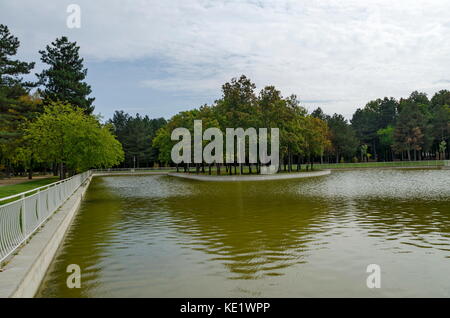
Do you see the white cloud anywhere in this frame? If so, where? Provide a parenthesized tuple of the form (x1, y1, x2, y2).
(3, 0, 450, 118)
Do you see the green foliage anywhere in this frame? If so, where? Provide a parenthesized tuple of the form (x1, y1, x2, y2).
(108, 111, 167, 167)
(24, 102, 123, 176)
(152, 75, 330, 169)
(0, 24, 39, 172)
(304, 116, 330, 159)
(439, 140, 447, 159)
(36, 36, 94, 114)
(377, 125, 395, 160)
(0, 24, 35, 89)
(326, 114, 359, 161)
(430, 90, 450, 144)
(393, 94, 428, 160)
(360, 144, 368, 162)
(350, 97, 398, 160)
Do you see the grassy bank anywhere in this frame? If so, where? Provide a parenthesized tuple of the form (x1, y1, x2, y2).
(0, 177, 59, 200)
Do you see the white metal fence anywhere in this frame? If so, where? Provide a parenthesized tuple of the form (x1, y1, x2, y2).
(0, 171, 91, 264)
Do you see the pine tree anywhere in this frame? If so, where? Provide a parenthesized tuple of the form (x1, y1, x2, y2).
(0, 24, 37, 175)
(393, 100, 426, 161)
(36, 36, 95, 114)
(0, 24, 35, 91)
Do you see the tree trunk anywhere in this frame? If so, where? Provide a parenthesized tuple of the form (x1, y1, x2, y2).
(28, 156, 33, 179)
(288, 151, 292, 172)
(59, 162, 64, 180)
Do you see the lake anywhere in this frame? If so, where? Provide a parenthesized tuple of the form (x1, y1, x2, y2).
(37, 169, 450, 297)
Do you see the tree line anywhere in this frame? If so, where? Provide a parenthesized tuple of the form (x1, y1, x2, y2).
(149, 75, 448, 173)
(1, 23, 449, 178)
(152, 75, 331, 173)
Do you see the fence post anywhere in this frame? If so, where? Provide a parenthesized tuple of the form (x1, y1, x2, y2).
(20, 194, 26, 235)
(37, 189, 41, 219)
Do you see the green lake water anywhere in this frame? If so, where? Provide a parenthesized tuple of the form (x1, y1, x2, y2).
(37, 169, 450, 297)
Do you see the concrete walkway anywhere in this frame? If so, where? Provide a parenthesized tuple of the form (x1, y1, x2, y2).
(0, 176, 92, 298)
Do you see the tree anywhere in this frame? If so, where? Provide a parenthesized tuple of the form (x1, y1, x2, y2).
(24, 102, 123, 179)
(0, 24, 35, 90)
(216, 75, 258, 129)
(304, 116, 331, 169)
(377, 125, 395, 161)
(152, 75, 332, 174)
(393, 99, 426, 161)
(351, 97, 399, 161)
(439, 140, 447, 160)
(36, 36, 95, 114)
(327, 114, 358, 163)
(109, 111, 167, 167)
(430, 90, 450, 159)
(280, 95, 307, 171)
(258, 88, 307, 171)
(360, 144, 369, 162)
(0, 24, 37, 176)
(311, 107, 330, 122)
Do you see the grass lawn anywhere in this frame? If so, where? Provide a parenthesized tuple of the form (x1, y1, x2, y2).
(0, 177, 59, 200)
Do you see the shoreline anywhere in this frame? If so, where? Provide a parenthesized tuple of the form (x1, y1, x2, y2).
(167, 169, 331, 182)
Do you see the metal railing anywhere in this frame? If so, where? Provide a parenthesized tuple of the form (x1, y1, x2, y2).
(0, 171, 92, 264)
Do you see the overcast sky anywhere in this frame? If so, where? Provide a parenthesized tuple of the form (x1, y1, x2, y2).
(2, 0, 450, 120)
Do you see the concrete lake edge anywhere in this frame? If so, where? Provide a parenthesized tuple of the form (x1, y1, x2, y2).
(167, 169, 331, 181)
(0, 176, 92, 298)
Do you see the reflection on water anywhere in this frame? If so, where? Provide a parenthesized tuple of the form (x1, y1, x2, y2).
(37, 169, 450, 297)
